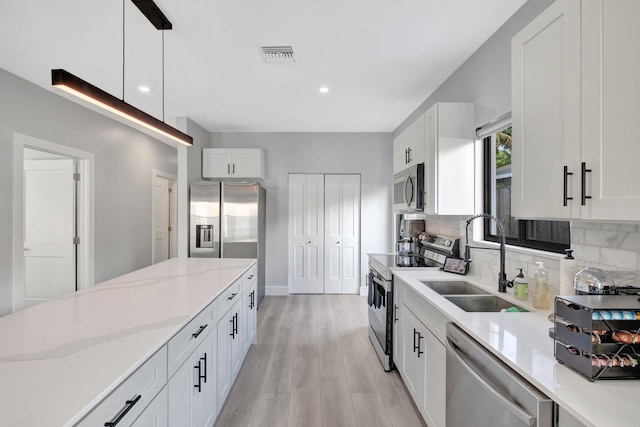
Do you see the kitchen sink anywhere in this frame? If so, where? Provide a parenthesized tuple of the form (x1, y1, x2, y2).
(444, 295, 528, 312)
(421, 281, 489, 295)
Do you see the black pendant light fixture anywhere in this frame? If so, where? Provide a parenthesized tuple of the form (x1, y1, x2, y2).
(52, 0, 193, 146)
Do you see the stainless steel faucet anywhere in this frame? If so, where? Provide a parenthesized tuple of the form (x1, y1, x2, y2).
(464, 214, 511, 293)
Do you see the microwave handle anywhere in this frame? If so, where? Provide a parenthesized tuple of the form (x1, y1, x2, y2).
(404, 176, 414, 206)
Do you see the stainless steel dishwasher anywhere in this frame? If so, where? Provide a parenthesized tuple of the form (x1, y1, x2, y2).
(446, 323, 554, 427)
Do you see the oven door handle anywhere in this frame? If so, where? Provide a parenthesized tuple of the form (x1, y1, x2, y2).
(371, 274, 391, 292)
(446, 338, 536, 426)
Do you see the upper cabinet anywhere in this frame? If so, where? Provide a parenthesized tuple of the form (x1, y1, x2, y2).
(202, 148, 264, 179)
(512, 0, 640, 221)
(423, 102, 475, 216)
(393, 115, 425, 174)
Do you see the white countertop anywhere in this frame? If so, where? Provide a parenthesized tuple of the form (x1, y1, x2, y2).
(393, 269, 638, 427)
(0, 257, 255, 427)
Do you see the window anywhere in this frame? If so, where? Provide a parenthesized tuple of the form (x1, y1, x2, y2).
(482, 121, 570, 253)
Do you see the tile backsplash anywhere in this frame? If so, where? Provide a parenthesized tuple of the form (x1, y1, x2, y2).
(424, 217, 640, 297)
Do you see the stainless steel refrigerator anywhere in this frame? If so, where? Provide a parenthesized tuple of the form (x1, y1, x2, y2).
(189, 181, 266, 308)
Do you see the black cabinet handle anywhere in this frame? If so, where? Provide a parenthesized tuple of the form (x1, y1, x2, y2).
(563, 165, 573, 206)
(104, 394, 141, 426)
(407, 147, 412, 163)
(227, 292, 238, 301)
(200, 353, 207, 383)
(229, 316, 235, 337)
(413, 328, 417, 353)
(233, 313, 238, 336)
(416, 333, 424, 358)
(227, 164, 230, 175)
(194, 362, 202, 392)
(581, 162, 592, 205)
(233, 163, 236, 174)
(405, 148, 409, 164)
(192, 324, 208, 339)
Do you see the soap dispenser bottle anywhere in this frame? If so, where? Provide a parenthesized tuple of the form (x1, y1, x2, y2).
(532, 262, 550, 310)
(513, 268, 528, 301)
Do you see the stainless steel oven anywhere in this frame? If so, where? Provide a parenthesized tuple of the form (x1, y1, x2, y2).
(393, 163, 424, 212)
(367, 267, 393, 371)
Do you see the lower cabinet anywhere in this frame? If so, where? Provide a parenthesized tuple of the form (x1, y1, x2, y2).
(168, 326, 217, 427)
(217, 298, 242, 407)
(131, 386, 168, 427)
(395, 279, 446, 427)
(242, 280, 257, 358)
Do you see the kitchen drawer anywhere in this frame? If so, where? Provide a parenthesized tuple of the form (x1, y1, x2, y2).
(402, 284, 449, 344)
(217, 279, 241, 321)
(76, 347, 167, 427)
(167, 301, 215, 377)
(242, 264, 257, 293)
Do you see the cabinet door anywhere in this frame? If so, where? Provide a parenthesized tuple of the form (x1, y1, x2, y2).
(422, 330, 446, 427)
(132, 386, 168, 427)
(393, 130, 411, 174)
(203, 149, 232, 178)
(242, 280, 257, 357)
(392, 284, 404, 373)
(408, 114, 425, 168)
(581, 0, 640, 220)
(423, 105, 437, 214)
(231, 149, 263, 178)
(230, 302, 242, 380)
(168, 347, 202, 426)
(401, 308, 423, 403)
(511, 0, 581, 219)
(288, 174, 324, 294)
(195, 328, 217, 427)
(216, 308, 233, 406)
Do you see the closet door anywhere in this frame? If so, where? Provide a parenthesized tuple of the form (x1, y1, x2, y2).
(288, 174, 324, 293)
(324, 175, 360, 294)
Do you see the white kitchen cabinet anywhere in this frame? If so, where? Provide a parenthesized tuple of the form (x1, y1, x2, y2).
(511, 0, 581, 219)
(512, 0, 640, 221)
(217, 298, 242, 407)
(168, 323, 216, 427)
(394, 278, 446, 427)
(202, 148, 264, 179)
(393, 114, 425, 174)
(423, 102, 475, 215)
(242, 278, 257, 358)
(76, 348, 167, 427)
(131, 386, 168, 427)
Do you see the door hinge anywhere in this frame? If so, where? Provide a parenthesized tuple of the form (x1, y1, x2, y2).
(168, 226, 172, 232)
(73, 173, 81, 181)
(73, 236, 80, 245)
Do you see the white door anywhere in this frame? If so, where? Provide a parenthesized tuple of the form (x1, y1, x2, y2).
(23, 159, 76, 306)
(324, 175, 360, 294)
(289, 174, 324, 294)
(154, 176, 170, 263)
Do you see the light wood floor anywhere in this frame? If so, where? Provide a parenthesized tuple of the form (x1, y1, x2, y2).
(214, 295, 426, 427)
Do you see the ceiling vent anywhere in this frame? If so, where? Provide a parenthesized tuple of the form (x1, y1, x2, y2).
(260, 46, 295, 63)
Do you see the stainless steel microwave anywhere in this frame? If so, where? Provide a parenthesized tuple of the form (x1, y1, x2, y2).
(393, 163, 424, 212)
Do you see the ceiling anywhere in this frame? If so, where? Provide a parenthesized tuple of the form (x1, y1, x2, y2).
(0, 0, 527, 133)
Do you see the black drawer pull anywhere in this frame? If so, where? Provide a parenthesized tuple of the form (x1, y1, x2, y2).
(200, 353, 207, 383)
(194, 362, 202, 392)
(581, 162, 592, 205)
(416, 333, 424, 358)
(227, 292, 238, 301)
(563, 165, 573, 206)
(229, 316, 235, 337)
(192, 324, 208, 339)
(104, 394, 141, 426)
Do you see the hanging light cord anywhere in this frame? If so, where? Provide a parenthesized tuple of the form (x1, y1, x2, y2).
(162, 29, 165, 122)
(122, 0, 125, 101)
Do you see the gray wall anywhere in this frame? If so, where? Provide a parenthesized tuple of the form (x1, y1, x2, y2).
(394, 0, 555, 135)
(0, 67, 178, 316)
(208, 132, 393, 291)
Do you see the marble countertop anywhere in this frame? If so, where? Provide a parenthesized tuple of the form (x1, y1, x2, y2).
(393, 269, 638, 427)
(0, 258, 255, 427)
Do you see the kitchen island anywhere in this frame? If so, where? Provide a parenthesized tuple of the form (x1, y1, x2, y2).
(393, 269, 637, 427)
(0, 257, 256, 426)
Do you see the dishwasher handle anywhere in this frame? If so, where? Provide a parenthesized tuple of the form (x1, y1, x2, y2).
(446, 338, 536, 427)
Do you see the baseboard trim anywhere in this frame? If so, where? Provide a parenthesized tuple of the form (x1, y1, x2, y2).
(266, 286, 289, 296)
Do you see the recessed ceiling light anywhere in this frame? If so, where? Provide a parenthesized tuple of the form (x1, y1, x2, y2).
(319, 86, 329, 94)
(138, 85, 151, 93)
